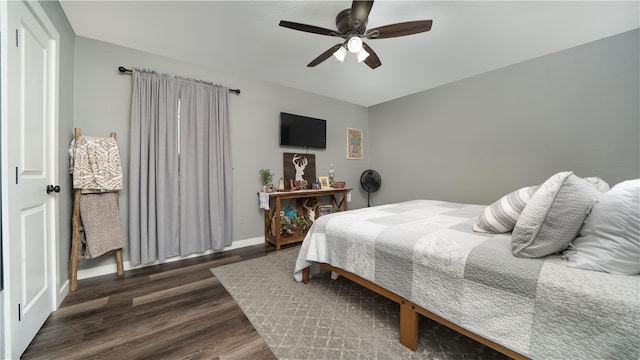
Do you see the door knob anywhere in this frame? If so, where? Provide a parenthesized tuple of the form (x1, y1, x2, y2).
(46, 185, 61, 194)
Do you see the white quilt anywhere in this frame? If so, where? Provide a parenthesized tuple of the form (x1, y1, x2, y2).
(294, 200, 640, 359)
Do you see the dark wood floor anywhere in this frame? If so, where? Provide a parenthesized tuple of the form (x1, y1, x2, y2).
(21, 244, 282, 360)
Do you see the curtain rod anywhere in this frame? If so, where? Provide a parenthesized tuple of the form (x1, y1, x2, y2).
(118, 66, 241, 95)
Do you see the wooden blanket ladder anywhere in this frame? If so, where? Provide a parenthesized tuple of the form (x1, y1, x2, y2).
(69, 128, 124, 292)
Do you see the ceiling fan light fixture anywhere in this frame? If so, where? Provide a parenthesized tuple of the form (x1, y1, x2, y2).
(333, 46, 348, 62)
(279, 2, 433, 69)
(356, 48, 370, 62)
(346, 36, 363, 53)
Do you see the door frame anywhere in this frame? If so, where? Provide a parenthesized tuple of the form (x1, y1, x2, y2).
(1, 0, 61, 357)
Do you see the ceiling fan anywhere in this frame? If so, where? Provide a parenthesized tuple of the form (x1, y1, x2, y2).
(279, 0, 433, 69)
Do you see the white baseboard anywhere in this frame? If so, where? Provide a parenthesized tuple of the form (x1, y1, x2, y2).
(58, 281, 69, 307)
(76, 237, 265, 280)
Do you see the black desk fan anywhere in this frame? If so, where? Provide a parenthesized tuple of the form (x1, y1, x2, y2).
(360, 169, 381, 207)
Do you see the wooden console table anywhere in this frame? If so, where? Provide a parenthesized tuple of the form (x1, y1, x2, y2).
(260, 188, 351, 250)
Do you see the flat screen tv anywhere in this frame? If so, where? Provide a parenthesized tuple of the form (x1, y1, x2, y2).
(279, 112, 326, 149)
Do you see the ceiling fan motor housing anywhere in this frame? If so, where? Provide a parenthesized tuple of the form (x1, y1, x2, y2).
(336, 8, 366, 35)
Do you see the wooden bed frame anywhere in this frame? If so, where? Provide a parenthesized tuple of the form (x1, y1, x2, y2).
(302, 264, 529, 360)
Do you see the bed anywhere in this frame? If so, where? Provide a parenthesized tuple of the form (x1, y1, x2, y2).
(293, 184, 640, 360)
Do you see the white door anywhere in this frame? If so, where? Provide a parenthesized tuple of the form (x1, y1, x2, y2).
(4, 0, 58, 357)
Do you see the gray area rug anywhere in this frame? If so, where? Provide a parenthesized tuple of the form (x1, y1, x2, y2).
(211, 248, 508, 360)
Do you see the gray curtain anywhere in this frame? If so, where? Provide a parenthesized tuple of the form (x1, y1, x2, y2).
(178, 79, 232, 254)
(129, 69, 232, 265)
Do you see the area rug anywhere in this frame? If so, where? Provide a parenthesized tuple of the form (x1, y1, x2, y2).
(210, 248, 508, 360)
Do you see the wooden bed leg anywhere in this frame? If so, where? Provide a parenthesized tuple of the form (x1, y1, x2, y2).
(400, 300, 419, 351)
(302, 267, 310, 284)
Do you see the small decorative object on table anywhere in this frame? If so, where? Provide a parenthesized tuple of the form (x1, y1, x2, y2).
(329, 163, 335, 187)
(312, 182, 321, 189)
(289, 179, 306, 191)
(259, 168, 274, 192)
(334, 181, 345, 189)
(317, 204, 333, 217)
(302, 198, 320, 223)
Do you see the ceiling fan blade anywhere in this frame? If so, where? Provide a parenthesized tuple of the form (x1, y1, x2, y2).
(350, 0, 374, 30)
(307, 44, 344, 67)
(365, 20, 433, 39)
(362, 42, 381, 69)
(279, 20, 343, 37)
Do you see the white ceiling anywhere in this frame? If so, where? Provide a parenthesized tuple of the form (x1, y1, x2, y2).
(59, 1, 639, 107)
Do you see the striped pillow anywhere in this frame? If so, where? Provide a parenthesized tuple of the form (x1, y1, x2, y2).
(473, 186, 539, 233)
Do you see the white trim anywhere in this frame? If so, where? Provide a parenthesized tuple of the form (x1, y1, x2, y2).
(74, 237, 266, 281)
(1, 5, 9, 357)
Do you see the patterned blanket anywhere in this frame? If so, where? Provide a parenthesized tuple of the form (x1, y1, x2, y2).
(69, 136, 123, 193)
(294, 200, 640, 359)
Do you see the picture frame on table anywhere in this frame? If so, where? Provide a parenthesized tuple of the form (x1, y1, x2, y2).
(318, 176, 330, 189)
(317, 204, 333, 217)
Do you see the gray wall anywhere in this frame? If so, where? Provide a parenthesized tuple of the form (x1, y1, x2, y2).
(368, 29, 640, 206)
(73, 37, 370, 271)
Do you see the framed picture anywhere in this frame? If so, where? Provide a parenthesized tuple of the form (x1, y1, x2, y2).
(347, 128, 363, 159)
(317, 204, 333, 217)
(318, 176, 330, 189)
(283, 153, 316, 190)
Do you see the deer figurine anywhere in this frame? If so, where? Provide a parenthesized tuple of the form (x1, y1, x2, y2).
(303, 198, 321, 223)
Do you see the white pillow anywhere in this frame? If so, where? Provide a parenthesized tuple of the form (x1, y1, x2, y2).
(473, 186, 538, 233)
(512, 171, 602, 258)
(566, 179, 640, 275)
(583, 176, 610, 193)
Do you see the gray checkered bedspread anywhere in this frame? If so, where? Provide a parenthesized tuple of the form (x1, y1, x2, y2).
(293, 200, 640, 359)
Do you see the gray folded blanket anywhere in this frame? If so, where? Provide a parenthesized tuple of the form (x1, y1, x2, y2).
(80, 192, 125, 258)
